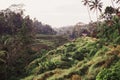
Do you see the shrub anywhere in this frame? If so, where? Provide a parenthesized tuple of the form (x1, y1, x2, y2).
(72, 51, 84, 61)
(96, 61, 120, 80)
(66, 43, 76, 52)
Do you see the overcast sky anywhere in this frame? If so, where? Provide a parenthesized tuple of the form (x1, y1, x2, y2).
(0, 0, 118, 27)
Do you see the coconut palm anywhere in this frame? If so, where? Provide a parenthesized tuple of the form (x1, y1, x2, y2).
(89, 0, 103, 22)
(82, 0, 92, 22)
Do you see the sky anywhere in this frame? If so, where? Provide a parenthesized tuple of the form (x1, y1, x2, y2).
(0, 0, 118, 27)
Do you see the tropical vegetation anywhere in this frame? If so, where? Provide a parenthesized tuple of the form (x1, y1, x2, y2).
(0, 0, 120, 80)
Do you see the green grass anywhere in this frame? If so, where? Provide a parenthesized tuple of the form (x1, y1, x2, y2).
(21, 35, 120, 80)
(17, 20, 120, 80)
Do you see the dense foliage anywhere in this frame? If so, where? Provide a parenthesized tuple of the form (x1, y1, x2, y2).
(96, 60, 120, 80)
(97, 15, 120, 44)
(33, 20, 57, 35)
(0, 6, 68, 80)
(0, 0, 120, 80)
(22, 36, 120, 80)
(0, 7, 35, 79)
(20, 9, 120, 80)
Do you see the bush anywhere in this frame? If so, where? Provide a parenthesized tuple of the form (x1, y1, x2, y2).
(66, 43, 76, 52)
(96, 61, 120, 80)
(56, 61, 72, 69)
(72, 51, 85, 61)
(97, 16, 120, 44)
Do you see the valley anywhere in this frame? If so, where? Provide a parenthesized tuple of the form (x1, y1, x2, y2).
(0, 0, 120, 80)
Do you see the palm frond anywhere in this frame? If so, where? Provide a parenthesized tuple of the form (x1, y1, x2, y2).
(98, 8, 102, 12)
(90, 6, 95, 10)
(89, 0, 103, 12)
(82, 0, 91, 5)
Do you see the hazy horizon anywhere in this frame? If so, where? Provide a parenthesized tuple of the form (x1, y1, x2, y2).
(0, 0, 118, 28)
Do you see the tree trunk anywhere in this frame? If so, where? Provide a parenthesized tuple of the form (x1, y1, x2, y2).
(87, 5, 92, 22)
(96, 9, 99, 25)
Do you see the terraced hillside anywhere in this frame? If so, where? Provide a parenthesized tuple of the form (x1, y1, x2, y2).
(22, 37, 120, 80)
(31, 34, 69, 52)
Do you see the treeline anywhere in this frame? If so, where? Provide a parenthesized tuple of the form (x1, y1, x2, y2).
(0, 11, 56, 36)
(0, 5, 56, 80)
(34, 20, 56, 35)
(0, 6, 35, 80)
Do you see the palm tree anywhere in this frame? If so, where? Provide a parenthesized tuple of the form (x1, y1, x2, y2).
(82, 0, 92, 22)
(89, 0, 103, 22)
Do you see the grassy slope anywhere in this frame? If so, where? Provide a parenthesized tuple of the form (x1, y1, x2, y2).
(21, 37, 120, 80)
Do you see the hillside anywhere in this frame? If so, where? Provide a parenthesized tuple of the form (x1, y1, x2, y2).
(54, 22, 98, 39)
(31, 34, 69, 52)
(21, 14, 120, 80)
(22, 37, 120, 80)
